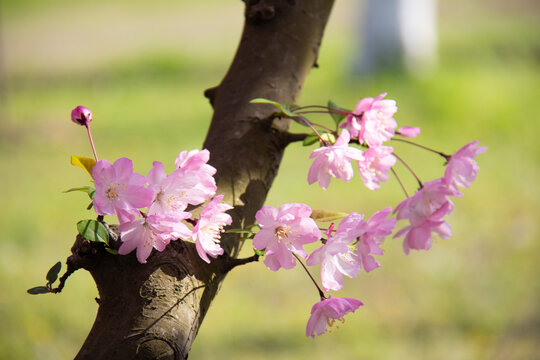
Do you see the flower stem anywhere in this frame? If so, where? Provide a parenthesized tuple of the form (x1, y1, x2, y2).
(390, 168, 409, 198)
(393, 152, 423, 189)
(293, 253, 326, 299)
(391, 138, 450, 161)
(293, 105, 350, 116)
(296, 116, 331, 146)
(85, 125, 99, 161)
(310, 122, 335, 133)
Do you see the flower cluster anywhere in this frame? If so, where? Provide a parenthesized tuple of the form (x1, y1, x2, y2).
(253, 203, 396, 337)
(302, 94, 486, 256)
(306, 208, 396, 291)
(249, 94, 486, 338)
(92, 150, 232, 264)
(309, 93, 416, 190)
(394, 141, 487, 253)
(68, 98, 486, 340)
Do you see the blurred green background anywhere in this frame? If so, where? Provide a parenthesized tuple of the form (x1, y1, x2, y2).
(1, 0, 539, 359)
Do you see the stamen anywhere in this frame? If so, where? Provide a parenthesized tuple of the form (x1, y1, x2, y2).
(339, 245, 356, 263)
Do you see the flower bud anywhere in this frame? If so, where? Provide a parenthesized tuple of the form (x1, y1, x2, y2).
(396, 126, 420, 138)
(71, 106, 93, 126)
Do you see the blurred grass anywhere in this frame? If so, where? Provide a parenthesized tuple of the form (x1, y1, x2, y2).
(1, 0, 539, 359)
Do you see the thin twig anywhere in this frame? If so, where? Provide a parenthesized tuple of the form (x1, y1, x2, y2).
(391, 138, 450, 161)
(393, 152, 423, 189)
(51, 261, 78, 294)
(390, 168, 409, 198)
(293, 253, 325, 300)
(295, 116, 330, 146)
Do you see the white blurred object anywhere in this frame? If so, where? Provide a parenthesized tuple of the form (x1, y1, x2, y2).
(355, 0, 438, 76)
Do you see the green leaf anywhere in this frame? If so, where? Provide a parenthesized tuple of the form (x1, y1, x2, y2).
(311, 209, 349, 222)
(77, 219, 109, 245)
(247, 223, 261, 231)
(302, 134, 320, 146)
(225, 229, 255, 234)
(250, 98, 297, 117)
(46, 261, 62, 284)
(71, 155, 96, 176)
(64, 186, 96, 200)
(105, 248, 118, 255)
(27, 286, 51, 295)
(327, 100, 350, 127)
(253, 248, 265, 256)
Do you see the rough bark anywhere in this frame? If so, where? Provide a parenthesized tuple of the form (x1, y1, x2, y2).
(71, 1, 334, 359)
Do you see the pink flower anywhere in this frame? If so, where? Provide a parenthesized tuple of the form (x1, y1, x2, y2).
(396, 126, 421, 138)
(307, 213, 365, 291)
(118, 211, 191, 264)
(394, 179, 458, 254)
(308, 129, 364, 190)
(395, 179, 458, 225)
(192, 195, 233, 263)
(331, 212, 367, 241)
(356, 207, 396, 272)
(175, 149, 217, 192)
(253, 203, 321, 271)
(146, 161, 215, 214)
(444, 141, 487, 191)
(395, 219, 452, 254)
(341, 93, 397, 147)
(71, 105, 92, 126)
(175, 149, 216, 175)
(92, 158, 154, 216)
(357, 146, 396, 190)
(156, 210, 193, 240)
(306, 297, 363, 338)
(116, 208, 141, 224)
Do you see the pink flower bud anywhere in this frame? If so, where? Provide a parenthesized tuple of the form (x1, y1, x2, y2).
(396, 126, 420, 138)
(71, 106, 93, 126)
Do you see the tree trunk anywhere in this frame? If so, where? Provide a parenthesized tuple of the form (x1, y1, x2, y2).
(71, 1, 334, 358)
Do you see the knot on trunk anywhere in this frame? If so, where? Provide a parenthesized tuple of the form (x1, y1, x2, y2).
(245, 0, 295, 24)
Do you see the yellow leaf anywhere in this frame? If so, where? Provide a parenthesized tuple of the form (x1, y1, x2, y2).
(311, 209, 348, 222)
(71, 155, 96, 177)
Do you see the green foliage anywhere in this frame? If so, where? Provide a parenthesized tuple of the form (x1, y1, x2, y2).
(46, 262, 62, 284)
(253, 248, 265, 257)
(327, 99, 349, 127)
(302, 134, 320, 146)
(77, 220, 109, 245)
(27, 286, 51, 295)
(64, 186, 95, 200)
(250, 98, 298, 117)
(26, 261, 62, 295)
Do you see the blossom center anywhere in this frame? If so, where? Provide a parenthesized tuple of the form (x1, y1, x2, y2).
(338, 245, 356, 263)
(275, 225, 295, 244)
(327, 317, 345, 332)
(204, 223, 224, 243)
(105, 183, 123, 202)
(155, 191, 187, 212)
